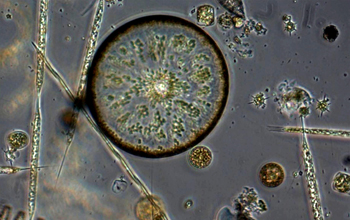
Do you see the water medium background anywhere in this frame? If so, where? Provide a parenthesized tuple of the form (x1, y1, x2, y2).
(0, 0, 349, 219)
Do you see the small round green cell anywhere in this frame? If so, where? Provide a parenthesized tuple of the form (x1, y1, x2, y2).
(259, 162, 285, 187)
(188, 146, 213, 169)
(87, 15, 228, 158)
(6, 130, 29, 150)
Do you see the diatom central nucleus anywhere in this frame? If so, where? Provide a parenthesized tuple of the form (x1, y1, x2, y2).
(87, 15, 228, 157)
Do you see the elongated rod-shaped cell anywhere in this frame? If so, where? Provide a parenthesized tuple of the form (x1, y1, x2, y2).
(28, 1, 49, 219)
(300, 117, 324, 220)
(269, 126, 350, 138)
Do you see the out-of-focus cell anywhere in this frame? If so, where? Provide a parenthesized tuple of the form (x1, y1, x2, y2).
(0, 205, 11, 219)
(323, 25, 339, 42)
(282, 15, 297, 35)
(112, 176, 128, 194)
(135, 196, 165, 220)
(6, 130, 29, 150)
(259, 162, 285, 187)
(188, 145, 213, 169)
(232, 16, 244, 28)
(249, 92, 267, 109)
(13, 211, 26, 220)
(273, 80, 313, 118)
(316, 95, 330, 116)
(87, 15, 228, 158)
(299, 106, 310, 117)
(197, 5, 215, 26)
(218, 12, 233, 30)
(332, 171, 350, 194)
(217, 0, 245, 18)
(184, 199, 193, 209)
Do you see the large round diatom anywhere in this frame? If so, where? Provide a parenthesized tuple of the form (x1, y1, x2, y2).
(87, 15, 229, 158)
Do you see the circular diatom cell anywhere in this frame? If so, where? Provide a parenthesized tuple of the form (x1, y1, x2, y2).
(259, 162, 285, 187)
(323, 25, 339, 42)
(87, 15, 229, 158)
(6, 130, 29, 150)
(135, 196, 165, 220)
(188, 145, 213, 169)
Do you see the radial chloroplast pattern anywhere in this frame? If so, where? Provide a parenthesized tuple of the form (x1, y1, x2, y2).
(87, 15, 229, 157)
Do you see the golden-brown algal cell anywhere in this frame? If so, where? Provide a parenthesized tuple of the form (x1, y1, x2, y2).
(135, 196, 165, 220)
(332, 171, 350, 194)
(6, 130, 29, 150)
(188, 145, 213, 169)
(87, 15, 228, 158)
(259, 162, 285, 187)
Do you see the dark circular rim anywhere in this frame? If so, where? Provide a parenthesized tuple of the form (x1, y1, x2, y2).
(86, 15, 229, 158)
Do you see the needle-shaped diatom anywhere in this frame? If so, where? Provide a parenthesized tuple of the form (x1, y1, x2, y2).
(299, 117, 324, 220)
(29, 0, 49, 219)
(55, 0, 104, 187)
(0, 166, 48, 175)
(268, 126, 350, 138)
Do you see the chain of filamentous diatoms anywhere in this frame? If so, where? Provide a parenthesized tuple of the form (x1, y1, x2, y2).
(301, 117, 324, 220)
(55, 0, 104, 185)
(33, 43, 169, 220)
(28, 1, 48, 220)
(279, 126, 350, 138)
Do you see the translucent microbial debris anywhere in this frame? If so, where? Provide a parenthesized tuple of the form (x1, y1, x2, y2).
(273, 80, 313, 118)
(112, 175, 128, 194)
(332, 171, 350, 194)
(197, 5, 215, 26)
(87, 15, 228, 158)
(184, 199, 193, 209)
(218, 12, 233, 30)
(135, 196, 165, 220)
(188, 145, 213, 169)
(234, 187, 267, 219)
(216, 187, 267, 220)
(316, 95, 331, 116)
(323, 25, 339, 42)
(249, 92, 267, 109)
(282, 15, 297, 35)
(216, 0, 245, 19)
(259, 162, 285, 187)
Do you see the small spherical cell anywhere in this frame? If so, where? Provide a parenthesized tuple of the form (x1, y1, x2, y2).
(323, 25, 339, 42)
(184, 199, 193, 209)
(6, 130, 29, 150)
(259, 162, 285, 187)
(332, 171, 350, 194)
(135, 196, 165, 220)
(188, 146, 212, 169)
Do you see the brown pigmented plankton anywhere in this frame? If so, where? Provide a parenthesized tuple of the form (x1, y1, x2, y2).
(259, 162, 285, 187)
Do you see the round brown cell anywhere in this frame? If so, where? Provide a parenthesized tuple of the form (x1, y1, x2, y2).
(259, 162, 285, 187)
(188, 145, 213, 169)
